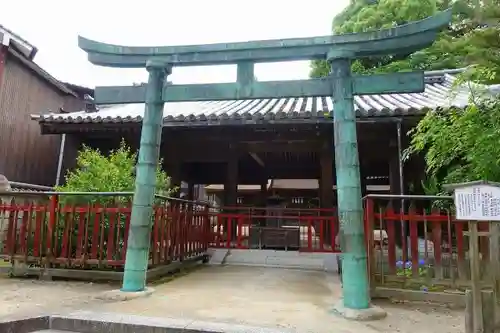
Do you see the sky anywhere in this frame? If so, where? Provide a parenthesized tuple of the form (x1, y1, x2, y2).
(1, 0, 349, 88)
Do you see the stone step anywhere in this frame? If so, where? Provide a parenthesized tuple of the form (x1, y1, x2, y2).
(222, 248, 339, 272)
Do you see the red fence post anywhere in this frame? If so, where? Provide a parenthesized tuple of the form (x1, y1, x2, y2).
(431, 207, 443, 278)
(152, 207, 160, 266)
(330, 214, 337, 252)
(46, 195, 59, 263)
(107, 206, 117, 265)
(226, 216, 232, 249)
(408, 205, 419, 276)
(59, 204, 72, 263)
(121, 203, 132, 265)
(203, 205, 210, 251)
(19, 203, 31, 258)
(33, 206, 44, 259)
(364, 196, 375, 284)
(90, 203, 100, 260)
(5, 203, 17, 258)
(385, 206, 397, 274)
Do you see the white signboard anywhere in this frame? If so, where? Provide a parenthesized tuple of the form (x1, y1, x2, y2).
(454, 184, 500, 221)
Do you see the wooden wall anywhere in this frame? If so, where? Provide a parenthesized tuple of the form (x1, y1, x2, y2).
(0, 47, 85, 185)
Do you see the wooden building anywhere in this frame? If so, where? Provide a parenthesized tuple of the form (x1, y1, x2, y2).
(205, 178, 391, 210)
(31, 69, 472, 207)
(0, 25, 91, 185)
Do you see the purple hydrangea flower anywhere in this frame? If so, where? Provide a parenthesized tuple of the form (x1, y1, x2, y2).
(404, 261, 412, 269)
(396, 260, 404, 268)
(418, 259, 426, 266)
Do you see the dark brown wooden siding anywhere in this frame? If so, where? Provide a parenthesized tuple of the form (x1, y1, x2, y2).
(0, 51, 85, 186)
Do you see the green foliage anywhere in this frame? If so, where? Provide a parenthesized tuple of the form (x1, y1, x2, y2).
(56, 140, 173, 204)
(397, 265, 429, 278)
(333, 0, 438, 34)
(310, 0, 500, 84)
(405, 94, 500, 193)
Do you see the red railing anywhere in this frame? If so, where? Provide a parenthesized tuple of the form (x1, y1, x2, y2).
(208, 207, 339, 252)
(364, 194, 495, 290)
(0, 192, 210, 269)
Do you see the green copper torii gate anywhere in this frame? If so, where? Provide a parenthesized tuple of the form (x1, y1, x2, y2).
(78, 9, 451, 311)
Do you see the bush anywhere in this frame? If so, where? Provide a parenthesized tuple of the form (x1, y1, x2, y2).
(49, 140, 175, 263)
(57, 140, 173, 203)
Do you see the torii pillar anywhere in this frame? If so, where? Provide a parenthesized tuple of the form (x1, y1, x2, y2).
(122, 61, 171, 291)
(328, 50, 369, 311)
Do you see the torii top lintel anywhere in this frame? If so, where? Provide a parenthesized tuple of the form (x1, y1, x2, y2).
(79, 9, 451, 68)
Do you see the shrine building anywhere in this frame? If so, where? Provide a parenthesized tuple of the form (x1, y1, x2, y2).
(31, 68, 469, 211)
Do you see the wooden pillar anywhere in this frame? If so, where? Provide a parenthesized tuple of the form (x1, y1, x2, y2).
(389, 134, 407, 252)
(187, 182, 195, 201)
(390, 121, 407, 196)
(224, 156, 238, 239)
(260, 182, 267, 207)
(320, 147, 334, 246)
(389, 146, 401, 196)
(259, 182, 268, 227)
(359, 158, 368, 197)
(224, 157, 238, 208)
(320, 148, 333, 209)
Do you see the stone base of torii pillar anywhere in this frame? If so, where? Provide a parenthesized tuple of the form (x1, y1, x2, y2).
(333, 299, 387, 321)
(96, 288, 155, 302)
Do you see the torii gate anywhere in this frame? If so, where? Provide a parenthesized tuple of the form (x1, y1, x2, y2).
(78, 9, 451, 315)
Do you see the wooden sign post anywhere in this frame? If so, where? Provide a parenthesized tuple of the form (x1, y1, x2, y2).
(446, 181, 500, 333)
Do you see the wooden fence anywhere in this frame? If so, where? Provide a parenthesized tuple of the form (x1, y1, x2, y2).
(208, 207, 339, 252)
(365, 194, 500, 307)
(0, 191, 211, 281)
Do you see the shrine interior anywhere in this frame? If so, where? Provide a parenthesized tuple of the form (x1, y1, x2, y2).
(46, 118, 425, 210)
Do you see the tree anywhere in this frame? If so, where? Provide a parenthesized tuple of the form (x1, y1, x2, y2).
(309, 0, 500, 195)
(310, 0, 500, 84)
(405, 90, 500, 194)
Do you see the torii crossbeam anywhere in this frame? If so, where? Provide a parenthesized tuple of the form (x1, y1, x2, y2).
(78, 9, 451, 315)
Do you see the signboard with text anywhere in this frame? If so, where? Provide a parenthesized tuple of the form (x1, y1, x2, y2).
(453, 183, 500, 221)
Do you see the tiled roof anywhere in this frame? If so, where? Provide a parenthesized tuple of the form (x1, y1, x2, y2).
(32, 70, 473, 127)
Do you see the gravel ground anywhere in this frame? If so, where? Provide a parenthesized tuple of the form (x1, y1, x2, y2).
(368, 300, 464, 333)
(0, 268, 465, 333)
(0, 276, 114, 319)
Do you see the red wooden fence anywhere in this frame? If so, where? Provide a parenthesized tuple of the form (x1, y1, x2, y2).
(0, 192, 211, 270)
(1, 190, 493, 292)
(364, 194, 495, 291)
(208, 207, 340, 252)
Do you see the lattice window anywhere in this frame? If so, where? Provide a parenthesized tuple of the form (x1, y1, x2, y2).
(292, 197, 304, 204)
(237, 197, 243, 204)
